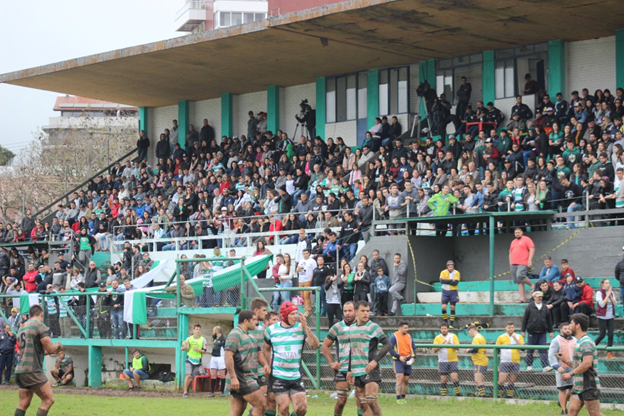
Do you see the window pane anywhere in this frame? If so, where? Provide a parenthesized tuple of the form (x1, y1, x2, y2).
(436, 74, 445, 97)
(398, 67, 408, 114)
(470, 54, 482, 63)
(346, 75, 356, 120)
(326, 78, 336, 123)
(358, 73, 367, 119)
(336, 76, 347, 122)
(505, 60, 515, 98)
(244, 13, 254, 24)
(390, 69, 399, 115)
(534, 43, 547, 52)
(222, 12, 230, 27)
(438, 58, 453, 68)
(255, 13, 265, 21)
(232, 12, 242, 26)
(495, 62, 505, 99)
(496, 48, 513, 60)
(379, 70, 388, 116)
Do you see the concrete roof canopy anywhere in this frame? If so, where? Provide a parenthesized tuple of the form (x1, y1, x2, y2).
(2, 0, 623, 107)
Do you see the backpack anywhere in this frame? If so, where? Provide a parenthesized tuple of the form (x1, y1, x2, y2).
(158, 371, 175, 383)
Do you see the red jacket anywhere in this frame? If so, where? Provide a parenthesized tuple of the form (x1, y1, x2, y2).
(579, 283, 594, 310)
(23, 270, 39, 293)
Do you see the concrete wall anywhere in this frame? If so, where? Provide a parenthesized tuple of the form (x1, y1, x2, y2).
(325, 120, 357, 146)
(409, 226, 624, 287)
(233, 90, 267, 138)
(280, 82, 316, 140)
(147, 104, 177, 164)
(190, 97, 222, 139)
(566, 36, 616, 97)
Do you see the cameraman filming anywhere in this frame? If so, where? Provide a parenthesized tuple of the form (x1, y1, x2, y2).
(295, 100, 316, 139)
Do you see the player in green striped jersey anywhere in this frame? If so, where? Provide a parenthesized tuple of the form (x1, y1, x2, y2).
(348, 301, 391, 416)
(560, 314, 603, 416)
(14, 304, 63, 416)
(264, 302, 319, 416)
(263, 311, 280, 416)
(321, 301, 359, 416)
(249, 297, 270, 416)
(226, 309, 271, 416)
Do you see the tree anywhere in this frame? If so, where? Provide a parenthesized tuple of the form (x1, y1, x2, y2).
(0, 113, 136, 221)
(0, 145, 15, 166)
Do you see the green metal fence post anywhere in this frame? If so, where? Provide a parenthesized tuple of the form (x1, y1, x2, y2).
(86, 293, 91, 338)
(315, 287, 321, 390)
(176, 262, 181, 310)
(492, 344, 499, 399)
(241, 257, 246, 309)
(489, 215, 495, 316)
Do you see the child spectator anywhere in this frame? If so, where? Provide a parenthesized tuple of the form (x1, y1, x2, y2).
(559, 259, 575, 283)
(562, 273, 582, 321)
(374, 267, 390, 316)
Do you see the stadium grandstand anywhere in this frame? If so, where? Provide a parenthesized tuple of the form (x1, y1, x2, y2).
(1, 0, 624, 408)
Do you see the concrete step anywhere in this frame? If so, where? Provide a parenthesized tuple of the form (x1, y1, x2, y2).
(417, 291, 525, 303)
(429, 277, 620, 292)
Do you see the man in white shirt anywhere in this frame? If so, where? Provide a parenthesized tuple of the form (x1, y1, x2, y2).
(294, 229, 310, 264)
(296, 249, 316, 317)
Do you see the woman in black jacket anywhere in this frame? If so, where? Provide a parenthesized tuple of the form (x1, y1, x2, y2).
(352, 262, 370, 302)
(546, 280, 565, 327)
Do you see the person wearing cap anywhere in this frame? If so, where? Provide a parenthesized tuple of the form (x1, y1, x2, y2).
(572, 101, 588, 124)
(264, 302, 319, 415)
(570, 277, 594, 318)
(95, 282, 112, 339)
(520, 290, 553, 371)
(8, 307, 19, 331)
(439, 260, 460, 328)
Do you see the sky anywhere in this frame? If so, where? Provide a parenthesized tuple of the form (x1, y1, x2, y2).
(0, 0, 184, 156)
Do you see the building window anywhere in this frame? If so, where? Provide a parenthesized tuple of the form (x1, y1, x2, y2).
(436, 54, 483, 105)
(357, 73, 367, 120)
(378, 67, 409, 117)
(326, 73, 363, 123)
(216, 12, 266, 28)
(495, 43, 548, 99)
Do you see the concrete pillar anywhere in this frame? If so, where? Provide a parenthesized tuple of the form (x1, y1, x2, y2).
(176, 313, 189, 389)
(88, 345, 103, 388)
(267, 85, 280, 134)
(221, 93, 234, 138)
(482, 50, 495, 104)
(367, 69, 379, 128)
(139, 107, 148, 135)
(178, 100, 190, 149)
(548, 40, 566, 96)
(315, 77, 325, 139)
(617, 29, 624, 90)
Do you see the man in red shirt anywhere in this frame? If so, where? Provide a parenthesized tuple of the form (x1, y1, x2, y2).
(22, 263, 39, 293)
(572, 277, 594, 317)
(509, 228, 535, 303)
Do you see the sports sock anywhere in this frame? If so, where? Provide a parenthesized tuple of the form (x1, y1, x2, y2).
(290, 412, 296, 416)
(442, 310, 448, 321)
(453, 381, 461, 395)
(440, 383, 448, 396)
(396, 395, 401, 400)
(220, 378, 226, 393)
(209, 378, 215, 393)
(497, 384, 505, 398)
(265, 411, 276, 416)
(477, 385, 485, 397)
(506, 384, 515, 398)
(14, 410, 26, 416)
(450, 313, 456, 324)
(36, 409, 49, 416)
(357, 410, 363, 416)
(401, 395, 406, 399)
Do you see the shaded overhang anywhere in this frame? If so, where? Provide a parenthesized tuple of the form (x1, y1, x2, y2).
(2, 0, 623, 107)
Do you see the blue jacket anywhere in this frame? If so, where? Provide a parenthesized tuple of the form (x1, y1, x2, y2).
(562, 282, 582, 302)
(539, 265, 560, 283)
(374, 275, 390, 294)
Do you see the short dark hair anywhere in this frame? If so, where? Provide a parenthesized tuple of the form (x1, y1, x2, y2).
(506, 321, 515, 327)
(239, 309, 255, 324)
(440, 322, 449, 329)
(399, 321, 409, 328)
(193, 324, 201, 329)
(355, 301, 370, 310)
(266, 310, 279, 322)
(571, 313, 589, 332)
(29, 304, 43, 317)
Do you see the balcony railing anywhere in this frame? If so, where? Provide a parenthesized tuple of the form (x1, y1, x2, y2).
(175, 0, 206, 21)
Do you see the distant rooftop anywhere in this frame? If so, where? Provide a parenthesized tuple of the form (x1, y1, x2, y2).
(53, 96, 137, 112)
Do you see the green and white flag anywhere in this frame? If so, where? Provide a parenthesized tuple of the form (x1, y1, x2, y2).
(123, 291, 147, 325)
(20, 294, 40, 315)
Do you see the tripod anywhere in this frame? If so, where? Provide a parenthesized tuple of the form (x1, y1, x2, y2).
(292, 119, 310, 142)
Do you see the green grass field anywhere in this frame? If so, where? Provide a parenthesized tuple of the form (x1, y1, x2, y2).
(0, 390, 621, 416)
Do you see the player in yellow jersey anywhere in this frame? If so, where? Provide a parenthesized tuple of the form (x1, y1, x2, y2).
(439, 261, 460, 328)
(495, 321, 525, 398)
(433, 323, 461, 396)
(466, 325, 488, 397)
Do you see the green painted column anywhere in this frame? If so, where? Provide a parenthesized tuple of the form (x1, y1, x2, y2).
(482, 50, 496, 104)
(267, 85, 280, 134)
(315, 77, 326, 140)
(139, 107, 148, 135)
(178, 100, 190, 149)
(176, 313, 189, 389)
(221, 93, 234, 138)
(548, 40, 566, 96)
(617, 30, 624, 90)
(418, 59, 436, 89)
(367, 69, 379, 128)
(88, 345, 103, 388)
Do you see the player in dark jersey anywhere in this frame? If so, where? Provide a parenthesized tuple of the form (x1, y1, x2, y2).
(14, 304, 63, 416)
(321, 301, 360, 416)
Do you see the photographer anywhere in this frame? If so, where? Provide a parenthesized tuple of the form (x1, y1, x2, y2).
(295, 100, 316, 139)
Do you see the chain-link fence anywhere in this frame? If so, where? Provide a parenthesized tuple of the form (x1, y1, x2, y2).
(313, 340, 624, 404)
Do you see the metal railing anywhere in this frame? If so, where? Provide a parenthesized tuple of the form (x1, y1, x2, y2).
(175, 0, 206, 20)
